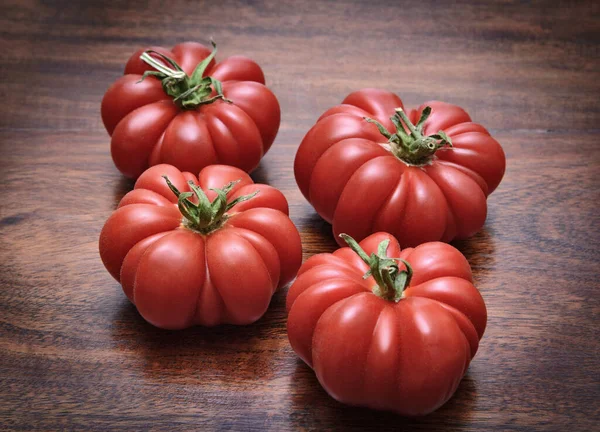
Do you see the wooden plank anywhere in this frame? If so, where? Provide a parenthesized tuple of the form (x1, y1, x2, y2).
(0, 129, 598, 430)
(1, 0, 599, 429)
(1, 0, 599, 131)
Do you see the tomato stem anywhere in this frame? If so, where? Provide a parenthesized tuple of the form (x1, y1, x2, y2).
(138, 41, 232, 110)
(163, 176, 258, 234)
(364, 106, 452, 166)
(339, 234, 413, 302)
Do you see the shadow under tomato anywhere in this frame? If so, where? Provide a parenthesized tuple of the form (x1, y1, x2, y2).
(451, 226, 497, 289)
(111, 175, 135, 208)
(249, 161, 272, 186)
(110, 287, 290, 383)
(295, 212, 339, 257)
(288, 359, 477, 431)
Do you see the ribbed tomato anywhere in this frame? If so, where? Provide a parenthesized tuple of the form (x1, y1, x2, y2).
(102, 41, 280, 178)
(286, 232, 487, 416)
(294, 88, 506, 247)
(99, 164, 301, 329)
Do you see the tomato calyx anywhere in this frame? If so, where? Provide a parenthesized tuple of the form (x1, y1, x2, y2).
(364, 106, 452, 166)
(163, 176, 258, 234)
(138, 41, 232, 110)
(340, 234, 413, 302)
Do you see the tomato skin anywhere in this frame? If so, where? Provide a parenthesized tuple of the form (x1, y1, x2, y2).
(102, 42, 280, 178)
(286, 232, 486, 416)
(294, 88, 506, 247)
(99, 164, 301, 329)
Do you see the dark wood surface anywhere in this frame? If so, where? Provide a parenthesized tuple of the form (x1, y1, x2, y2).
(1, 0, 599, 430)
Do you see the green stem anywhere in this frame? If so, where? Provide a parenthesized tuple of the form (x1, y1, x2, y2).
(138, 41, 231, 110)
(395, 108, 419, 138)
(363, 106, 452, 166)
(163, 176, 258, 234)
(139, 51, 186, 79)
(339, 234, 413, 302)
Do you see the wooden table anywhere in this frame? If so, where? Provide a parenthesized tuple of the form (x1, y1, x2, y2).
(1, 0, 598, 430)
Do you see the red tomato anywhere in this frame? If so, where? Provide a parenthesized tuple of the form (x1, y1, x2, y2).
(99, 164, 301, 329)
(286, 232, 487, 416)
(294, 88, 506, 247)
(101, 41, 280, 178)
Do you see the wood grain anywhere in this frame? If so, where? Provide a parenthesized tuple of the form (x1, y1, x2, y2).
(1, 0, 599, 430)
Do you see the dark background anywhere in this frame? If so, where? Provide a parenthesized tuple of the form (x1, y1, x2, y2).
(1, 0, 599, 430)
